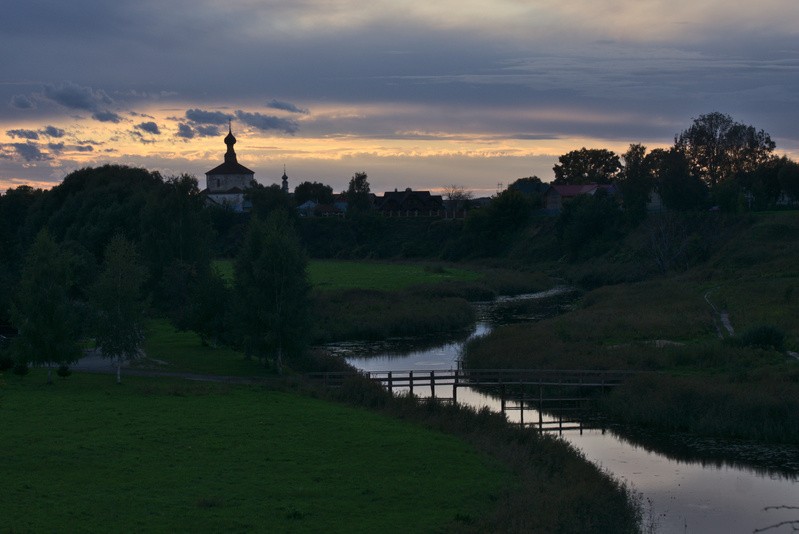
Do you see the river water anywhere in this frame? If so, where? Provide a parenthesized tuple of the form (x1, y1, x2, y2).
(328, 289, 799, 533)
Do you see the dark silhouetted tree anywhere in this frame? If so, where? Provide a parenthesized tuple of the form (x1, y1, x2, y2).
(778, 159, 799, 202)
(553, 148, 621, 185)
(234, 211, 309, 373)
(674, 112, 775, 188)
(346, 172, 371, 214)
(10, 230, 82, 383)
(294, 181, 334, 206)
(618, 144, 655, 223)
(652, 148, 708, 211)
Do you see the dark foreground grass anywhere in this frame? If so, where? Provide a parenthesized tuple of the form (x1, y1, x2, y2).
(0, 372, 506, 533)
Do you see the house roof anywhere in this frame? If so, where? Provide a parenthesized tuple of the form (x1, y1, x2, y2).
(376, 189, 444, 211)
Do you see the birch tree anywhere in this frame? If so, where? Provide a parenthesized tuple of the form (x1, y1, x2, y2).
(90, 235, 147, 384)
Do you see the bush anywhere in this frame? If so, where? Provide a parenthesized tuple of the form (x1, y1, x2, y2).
(0, 355, 13, 371)
(737, 325, 786, 351)
(57, 364, 72, 378)
(12, 361, 29, 377)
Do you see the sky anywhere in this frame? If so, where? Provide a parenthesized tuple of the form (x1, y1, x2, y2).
(2, 0, 798, 196)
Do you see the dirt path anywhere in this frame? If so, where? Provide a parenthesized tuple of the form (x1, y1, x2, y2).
(704, 288, 734, 338)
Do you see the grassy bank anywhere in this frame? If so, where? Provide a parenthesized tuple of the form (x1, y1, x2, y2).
(0, 373, 506, 532)
(463, 213, 799, 443)
(314, 370, 642, 533)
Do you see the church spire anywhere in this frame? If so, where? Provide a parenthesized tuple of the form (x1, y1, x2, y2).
(224, 120, 237, 164)
(281, 164, 289, 193)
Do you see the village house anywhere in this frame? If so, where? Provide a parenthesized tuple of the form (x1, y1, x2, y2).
(374, 188, 445, 217)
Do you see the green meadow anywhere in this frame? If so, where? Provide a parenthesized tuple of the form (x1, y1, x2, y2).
(0, 373, 505, 533)
(213, 258, 482, 292)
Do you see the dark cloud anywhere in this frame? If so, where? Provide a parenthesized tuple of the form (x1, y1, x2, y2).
(235, 110, 298, 134)
(266, 99, 309, 114)
(48, 142, 65, 154)
(92, 111, 122, 123)
(185, 109, 231, 125)
(176, 123, 195, 139)
(196, 125, 220, 137)
(136, 121, 161, 135)
(11, 142, 49, 162)
(7, 129, 39, 140)
(10, 94, 35, 110)
(42, 82, 112, 111)
(44, 126, 65, 138)
(74, 145, 93, 152)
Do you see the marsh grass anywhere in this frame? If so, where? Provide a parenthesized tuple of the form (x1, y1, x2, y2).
(0, 372, 507, 533)
(311, 288, 475, 343)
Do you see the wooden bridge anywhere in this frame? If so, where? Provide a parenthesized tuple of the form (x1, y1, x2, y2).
(306, 368, 638, 432)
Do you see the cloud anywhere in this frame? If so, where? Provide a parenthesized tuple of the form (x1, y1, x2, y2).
(266, 99, 309, 114)
(196, 125, 220, 137)
(10, 94, 35, 110)
(7, 129, 39, 140)
(92, 111, 122, 123)
(10, 142, 50, 162)
(185, 109, 231, 125)
(235, 110, 298, 134)
(136, 121, 161, 135)
(74, 145, 93, 152)
(48, 142, 64, 154)
(176, 123, 194, 139)
(42, 81, 112, 111)
(44, 126, 65, 138)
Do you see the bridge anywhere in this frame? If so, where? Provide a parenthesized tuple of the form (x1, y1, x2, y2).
(306, 368, 639, 432)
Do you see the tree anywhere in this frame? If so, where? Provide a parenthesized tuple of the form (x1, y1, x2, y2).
(247, 182, 294, 220)
(234, 211, 309, 373)
(442, 184, 474, 216)
(618, 144, 655, 223)
(553, 148, 621, 185)
(294, 181, 334, 206)
(90, 235, 147, 384)
(674, 112, 776, 188)
(10, 230, 82, 383)
(651, 148, 708, 211)
(346, 172, 371, 214)
(778, 159, 799, 202)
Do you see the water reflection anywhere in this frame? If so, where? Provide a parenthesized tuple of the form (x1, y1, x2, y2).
(329, 287, 799, 533)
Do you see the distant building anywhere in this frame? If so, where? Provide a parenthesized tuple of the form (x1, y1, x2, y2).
(204, 123, 255, 212)
(375, 188, 444, 216)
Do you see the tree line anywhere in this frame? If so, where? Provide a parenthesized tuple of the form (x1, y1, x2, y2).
(0, 165, 309, 381)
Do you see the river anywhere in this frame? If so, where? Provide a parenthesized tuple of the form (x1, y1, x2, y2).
(327, 289, 799, 533)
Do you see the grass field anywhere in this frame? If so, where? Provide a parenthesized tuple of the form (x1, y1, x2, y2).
(142, 319, 271, 377)
(213, 258, 482, 292)
(0, 373, 505, 532)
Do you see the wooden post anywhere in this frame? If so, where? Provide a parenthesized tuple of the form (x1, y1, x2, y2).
(538, 385, 543, 430)
(430, 370, 435, 398)
(520, 392, 525, 426)
(409, 370, 414, 396)
(388, 371, 393, 393)
(500, 384, 506, 414)
(452, 369, 459, 404)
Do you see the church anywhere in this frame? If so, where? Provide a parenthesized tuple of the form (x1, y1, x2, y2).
(203, 124, 289, 212)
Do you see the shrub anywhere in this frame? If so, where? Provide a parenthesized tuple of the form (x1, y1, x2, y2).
(57, 364, 72, 378)
(737, 325, 786, 352)
(12, 361, 29, 377)
(0, 355, 13, 372)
